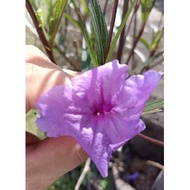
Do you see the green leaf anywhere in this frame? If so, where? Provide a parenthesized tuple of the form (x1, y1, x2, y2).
(26, 109, 46, 140)
(79, 0, 89, 16)
(88, 0, 108, 65)
(141, 0, 152, 24)
(49, 0, 68, 47)
(139, 37, 150, 50)
(106, 0, 138, 62)
(142, 99, 164, 115)
(46, 0, 54, 25)
(150, 29, 164, 51)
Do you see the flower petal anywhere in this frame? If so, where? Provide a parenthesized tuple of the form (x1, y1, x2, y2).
(102, 112, 145, 151)
(36, 84, 92, 137)
(115, 70, 163, 115)
(72, 59, 128, 111)
(75, 117, 113, 177)
(36, 61, 162, 178)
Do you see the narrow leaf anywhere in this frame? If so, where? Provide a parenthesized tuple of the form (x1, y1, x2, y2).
(49, 0, 68, 47)
(79, 0, 89, 16)
(88, 0, 108, 65)
(141, 0, 152, 24)
(139, 37, 150, 50)
(142, 99, 164, 115)
(150, 29, 164, 51)
(106, 0, 138, 62)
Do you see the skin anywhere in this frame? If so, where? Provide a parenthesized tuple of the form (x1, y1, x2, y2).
(26, 45, 88, 190)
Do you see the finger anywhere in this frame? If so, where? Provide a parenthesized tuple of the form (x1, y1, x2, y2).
(26, 45, 62, 70)
(25, 45, 78, 113)
(26, 136, 88, 190)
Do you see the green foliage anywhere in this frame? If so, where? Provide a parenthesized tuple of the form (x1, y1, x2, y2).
(26, 0, 163, 72)
(150, 28, 164, 51)
(142, 98, 164, 115)
(88, 0, 108, 65)
(141, 0, 152, 24)
(106, 0, 138, 62)
(26, 109, 46, 139)
(48, 0, 68, 46)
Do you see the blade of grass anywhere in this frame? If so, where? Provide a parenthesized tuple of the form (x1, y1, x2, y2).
(106, 0, 138, 62)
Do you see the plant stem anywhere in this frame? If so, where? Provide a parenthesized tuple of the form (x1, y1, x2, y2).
(54, 44, 81, 71)
(125, 22, 145, 65)
(74, 158, 91, 190)
(117, 0, 129, 62)
(138, 133, 164, 147)
(103, 0, 109, 16)
(26, 0, 56, 64)
(105, 0, 119, 62)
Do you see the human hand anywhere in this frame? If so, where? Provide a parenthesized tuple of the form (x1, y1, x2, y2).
(26, 45, 88, 190)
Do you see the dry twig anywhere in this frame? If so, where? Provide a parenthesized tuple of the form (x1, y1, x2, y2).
(75, 158, 91, 190)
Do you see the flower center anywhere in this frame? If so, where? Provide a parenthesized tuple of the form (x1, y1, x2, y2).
(93, 104, 113, 117)
(94, 109, 111, 116)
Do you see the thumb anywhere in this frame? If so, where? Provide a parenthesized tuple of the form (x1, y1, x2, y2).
(26, 136, 88, 190)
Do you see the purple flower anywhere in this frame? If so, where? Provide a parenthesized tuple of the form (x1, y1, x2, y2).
(36, 59, 163, 177)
